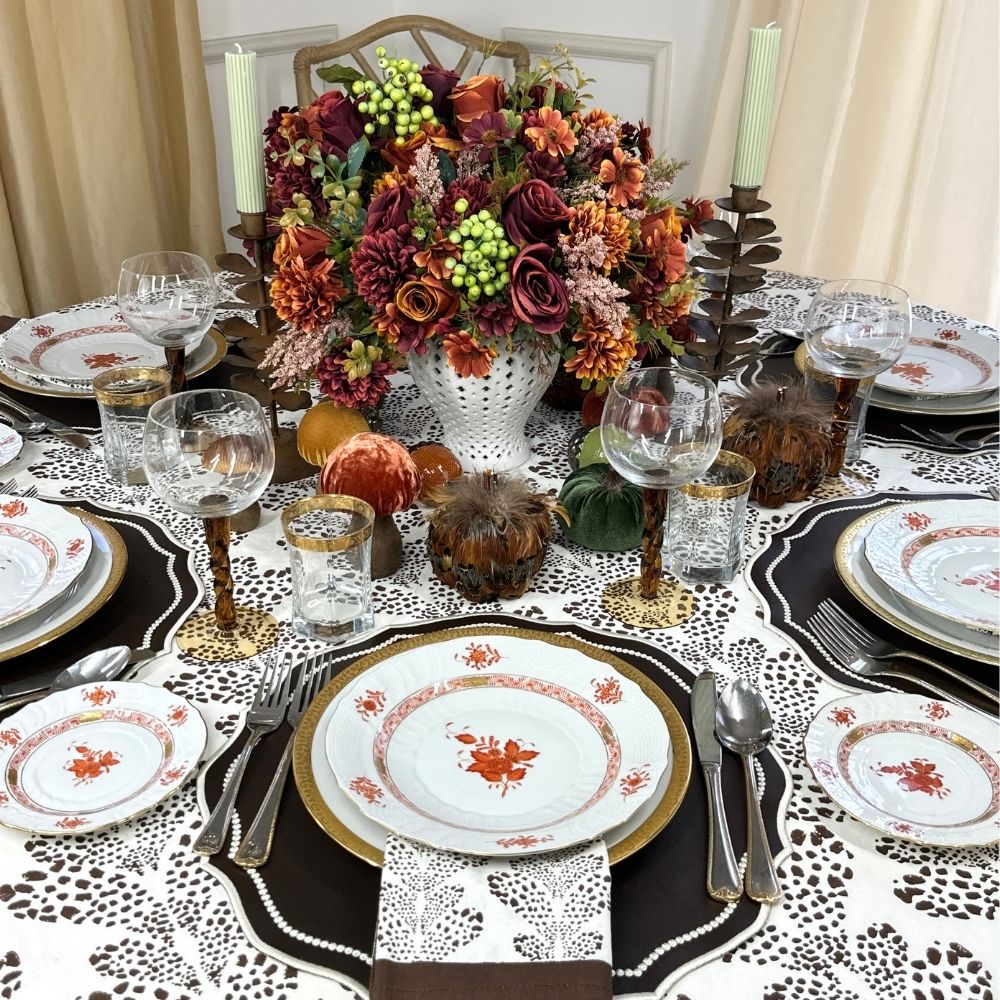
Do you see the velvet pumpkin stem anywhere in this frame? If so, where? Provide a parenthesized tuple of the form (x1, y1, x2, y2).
(639, 487, 668, 599)
(203, 515, 237, 630)
(827, 376, 860, 476)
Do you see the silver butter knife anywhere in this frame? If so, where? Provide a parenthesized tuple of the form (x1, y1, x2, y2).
(691, 670, 742, 902)
(0, 390, 91, 449)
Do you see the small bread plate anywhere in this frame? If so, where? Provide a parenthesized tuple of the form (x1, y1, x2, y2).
(294, 626, 691, 864)
(0, 682, 206, 835)
(0, 425, 22, 469)
(804, 692, 999, 847)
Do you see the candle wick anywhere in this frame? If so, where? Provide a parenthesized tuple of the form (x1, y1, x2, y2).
(764, 21, 776, 28)
(235, 42, 243, 54)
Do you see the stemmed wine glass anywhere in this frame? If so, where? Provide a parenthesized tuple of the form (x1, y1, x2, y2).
(118, 251, 217, 395)
(803, 280, 911, 474)
(143, 389, 276, 662)
(600, 367, 723, 625)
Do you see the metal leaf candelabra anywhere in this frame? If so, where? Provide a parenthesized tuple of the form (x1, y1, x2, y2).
(214, 213, 313, 484)
(683, 187, 782, 380)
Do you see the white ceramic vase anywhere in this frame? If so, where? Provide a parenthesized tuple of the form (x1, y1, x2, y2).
(407, 338, 558, 472)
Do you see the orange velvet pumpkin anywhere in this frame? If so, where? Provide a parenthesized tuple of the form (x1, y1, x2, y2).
(319, 432, 421, 516)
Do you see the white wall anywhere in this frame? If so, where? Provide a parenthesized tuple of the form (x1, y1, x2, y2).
(198, 0, 731, 250)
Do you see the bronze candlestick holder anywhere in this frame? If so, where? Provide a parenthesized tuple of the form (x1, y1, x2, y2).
(214, 210, 313, 488)
(684, 185, 783, 379)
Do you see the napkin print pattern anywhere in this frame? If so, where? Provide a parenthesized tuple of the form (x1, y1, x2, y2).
(375, 834, 612, 965)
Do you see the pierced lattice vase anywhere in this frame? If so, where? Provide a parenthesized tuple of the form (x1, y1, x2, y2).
(407, 339, 558, 472)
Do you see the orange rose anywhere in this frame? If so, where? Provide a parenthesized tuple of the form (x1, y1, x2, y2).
(448, 74, 506, 127)
(395, 276, 460, 325)
(272, 226, 331, 267)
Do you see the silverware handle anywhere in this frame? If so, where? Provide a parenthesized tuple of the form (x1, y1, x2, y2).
(0, 392, 29, 419)
(193, 730, 262, 856)
(0, 691, 44, 715)
(233, 733, 294, 867)
(742, 755, 781, 904)
(893, 653, 999, 704)
(703, 764, 742, 902)
(879, 670, 997, 720)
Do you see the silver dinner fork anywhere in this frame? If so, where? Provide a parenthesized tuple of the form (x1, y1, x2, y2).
(807, 607, 997, 718)
(233, 650, 334, 867)
(901, 423, 999, 451)
(193, 652, 293, 856)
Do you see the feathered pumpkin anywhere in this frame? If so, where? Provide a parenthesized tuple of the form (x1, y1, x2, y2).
(426, 472, 569, 602)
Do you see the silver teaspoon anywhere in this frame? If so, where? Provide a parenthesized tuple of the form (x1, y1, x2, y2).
(716, 679, 782, 903)
(0, 646, 132, 715)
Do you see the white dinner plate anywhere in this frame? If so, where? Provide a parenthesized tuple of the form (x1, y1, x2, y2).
(1, 307, 168, 383)
(835, 508, 999, 664)
(804, 692, 999, 847)
(874, 323, 1000, 398)
(0, 682, 206, 835)
(324, 631, 671, 855)
(0, 426, 22, 469)
(864, 500, 999, 636)
(0, 495, 92, 628)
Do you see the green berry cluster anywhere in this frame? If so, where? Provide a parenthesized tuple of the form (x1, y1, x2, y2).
(351, 48, 438, 146)
(444, 201, 516, 301)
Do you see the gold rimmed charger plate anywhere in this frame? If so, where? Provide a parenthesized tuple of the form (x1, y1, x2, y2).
(834, 509, 998, 666)
(0, 328, 228, 400)
(293, 625, 692, 866)
(0, 509, 127, 663)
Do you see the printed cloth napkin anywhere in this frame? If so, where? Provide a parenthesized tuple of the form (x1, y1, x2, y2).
(369, 834, 613, 999)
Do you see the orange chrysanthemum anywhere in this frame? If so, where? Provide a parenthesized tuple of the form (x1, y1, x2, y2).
(568, 202, 632, 274)
(372, 167, 418, 195)
(525, 107, 578, 158)
(643, 228, 687, 284)
(564, 317, 637, 382)
(582, 107, 617, 130)
(598, 147, 644, 207)
(270, 256, 346, 334)
(442, 330, 497, 378)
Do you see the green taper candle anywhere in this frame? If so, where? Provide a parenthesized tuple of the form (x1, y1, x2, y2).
(224, 46, 267, 214)
(731, 24, 781, 188)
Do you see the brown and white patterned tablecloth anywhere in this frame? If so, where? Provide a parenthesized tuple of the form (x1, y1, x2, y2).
(0, 273, 996, 1000)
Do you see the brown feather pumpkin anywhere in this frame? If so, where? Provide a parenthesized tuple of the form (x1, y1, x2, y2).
(426, 472, 569, 602)
(722, 381, 832, 507)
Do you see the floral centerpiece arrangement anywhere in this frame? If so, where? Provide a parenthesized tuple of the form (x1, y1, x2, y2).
(261, 47, 711, 416)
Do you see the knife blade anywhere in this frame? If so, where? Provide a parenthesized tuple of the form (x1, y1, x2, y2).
(0, 391, 90, 449)
(0, 646, 154, 702)
(691, 670, 742, 902)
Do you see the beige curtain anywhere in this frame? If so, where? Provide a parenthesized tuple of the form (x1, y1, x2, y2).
(0, 0, 223, 316)
(697, 0, 999, 326)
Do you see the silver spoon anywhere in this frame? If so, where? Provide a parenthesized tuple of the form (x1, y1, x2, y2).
(0, 416, 47, 434)
(716, 679, 782, 903)
(0, 646, 132, 714)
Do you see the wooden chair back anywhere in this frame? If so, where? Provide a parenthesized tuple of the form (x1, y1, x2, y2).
(293, 15, 530, 107)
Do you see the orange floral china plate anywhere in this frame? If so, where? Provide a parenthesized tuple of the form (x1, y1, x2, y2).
(0, 425, 22, 470)
(324, 631, 671, 855)
(804, 692, 1000, 847)
(874, 322, 1000, 398)
(0, 682, 206, 835)
(0, 494, 92, 628)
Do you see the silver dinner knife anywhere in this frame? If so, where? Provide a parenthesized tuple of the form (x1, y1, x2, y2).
(691, 670, 742, 902)
(0, 390, 91, 449)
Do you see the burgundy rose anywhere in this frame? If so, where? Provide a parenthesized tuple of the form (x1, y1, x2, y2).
(524, 149, 567, 185)
(364, 184, 416, 235)
(502, 179, 570, 247)
(420, 63, 461, 121)
(304, 90, 364, 162)
(510, 243, 569, 335)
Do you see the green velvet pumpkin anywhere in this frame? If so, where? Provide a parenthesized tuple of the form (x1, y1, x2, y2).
(558, 463, 644, 552)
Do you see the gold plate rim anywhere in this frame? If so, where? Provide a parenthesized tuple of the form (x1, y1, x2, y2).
(833, 508, 998, 666)
(0, 328, 228, 400)
(293, 625, 692, 867)
(0, 508, 128, 663)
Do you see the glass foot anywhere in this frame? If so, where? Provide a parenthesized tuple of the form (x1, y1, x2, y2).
(175, 605, 280, 663)
(600, 577, 698, 628)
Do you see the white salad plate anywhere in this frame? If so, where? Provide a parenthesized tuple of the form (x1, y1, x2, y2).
(0, 495, 92, 628)
(835, 508, 998, 664)
(0, 425, 22, 469)
(323, 631, 671, 855)
(865, 500, 999, 636)
(874, 323, 1000, 398)
(0, 682, 205, 835)
(804, 692, 999, 847)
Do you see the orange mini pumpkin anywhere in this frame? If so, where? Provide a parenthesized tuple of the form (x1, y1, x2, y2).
(410, 443, 463, 503)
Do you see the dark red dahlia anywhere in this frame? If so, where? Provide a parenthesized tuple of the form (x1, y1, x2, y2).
(471, 298, 517, 338)
(316, 350, 392, 408)
(350, 225, 419, 310)
(523, 149, 567, 185)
